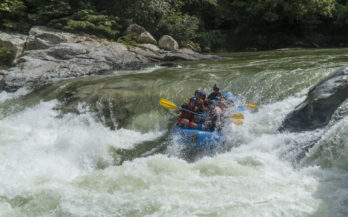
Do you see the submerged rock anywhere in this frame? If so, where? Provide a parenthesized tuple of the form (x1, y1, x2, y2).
(279, 65, 348, 132)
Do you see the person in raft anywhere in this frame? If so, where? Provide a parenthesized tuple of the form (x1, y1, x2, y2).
(177, 97, 199, 129)
(208, 84, 222, 100)
(204, 99, 223, 131)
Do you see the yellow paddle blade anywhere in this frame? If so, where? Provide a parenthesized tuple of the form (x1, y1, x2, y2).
(229, 113, 245, 119)
(159, 98, 178, 110)
(245, 102, 258, 109)
(233, 119, 243, 125)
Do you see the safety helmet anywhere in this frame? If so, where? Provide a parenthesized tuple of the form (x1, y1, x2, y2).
(194, 90, 201, 95)
(190, 97, 197, 102)
(222, 92, 233, 100)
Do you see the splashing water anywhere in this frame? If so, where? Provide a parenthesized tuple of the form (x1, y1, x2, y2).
(1, 49, 348, 216)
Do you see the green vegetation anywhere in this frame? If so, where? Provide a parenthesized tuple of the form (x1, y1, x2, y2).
(0, 42, 15, 66)
(1, 0, 348, 51)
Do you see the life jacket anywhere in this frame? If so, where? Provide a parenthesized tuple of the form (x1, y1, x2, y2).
(179, 102, 195, 120)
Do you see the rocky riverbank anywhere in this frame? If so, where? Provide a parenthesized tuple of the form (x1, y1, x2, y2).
(0, 26, 219, 91)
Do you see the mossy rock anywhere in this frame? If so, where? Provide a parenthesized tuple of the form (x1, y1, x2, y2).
(0, 41, 15, 66)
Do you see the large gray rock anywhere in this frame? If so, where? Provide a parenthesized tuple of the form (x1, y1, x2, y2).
(279, 66, 348, 132)
(0, 32, 27, 64)
(4, 27, 148, 90)
(26, 26, 71, 50)
(158, 35, 179, 51)
(2, 26, 220, 91)
(137, 31, 157, 45)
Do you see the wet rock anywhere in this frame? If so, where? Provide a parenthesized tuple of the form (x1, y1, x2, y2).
(164, 48, 220, 61)
(137, 31, 157, 45)
(160, 62, 180, 67)
(279, 66, 348, 132)
(158, 35, 179, 51)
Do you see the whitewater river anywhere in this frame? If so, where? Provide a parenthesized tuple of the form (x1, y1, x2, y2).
(0, 48, 348, 217)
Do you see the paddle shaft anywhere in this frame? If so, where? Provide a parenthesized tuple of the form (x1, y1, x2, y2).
(180, 107, 209, 117)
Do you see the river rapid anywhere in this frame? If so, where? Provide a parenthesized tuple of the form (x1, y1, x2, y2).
(1, 48, 348, 217)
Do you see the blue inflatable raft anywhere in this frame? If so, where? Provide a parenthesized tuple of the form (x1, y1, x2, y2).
(171, 124, 225, 148)
(170, 92, 245, 148)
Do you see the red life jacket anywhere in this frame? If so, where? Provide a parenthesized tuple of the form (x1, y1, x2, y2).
(179, 103, 195, 120)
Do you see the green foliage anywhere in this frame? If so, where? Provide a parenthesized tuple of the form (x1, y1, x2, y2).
(96, 0, 185, 33)
(49, 9, 120, 38)
(0, 0, 26, 30)
(117, 32, 138, 46)
(335, 2, 348, 26)
(26, 0, 72, 24)
(0, 0, 347, 50)
(0, 0, 26, 15)
(158, 13, 199, 45)
(197, 30, 229, 50)
(0, 42, 15, 66)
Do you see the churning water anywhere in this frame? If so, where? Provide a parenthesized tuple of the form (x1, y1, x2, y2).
(1, 48, 348, 217)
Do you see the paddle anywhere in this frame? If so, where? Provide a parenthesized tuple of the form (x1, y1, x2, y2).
(159, 98, 208, 117)
(160, 98, 244, 120)
(245, 102, 258, 109)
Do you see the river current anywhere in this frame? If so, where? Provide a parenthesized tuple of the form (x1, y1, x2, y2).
(0, 48, 348, 217)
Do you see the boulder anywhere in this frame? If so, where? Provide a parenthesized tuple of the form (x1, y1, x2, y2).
(126, 24, 146, 35)
(279, 66, 348, 132)
(0, 32, 27, 65)
(137, 31, 157, 45)
(139, 44, 161, 53)
(158, 35, 179, 51)
(26, 26, 71, 50)
(3, 26, 148, 90)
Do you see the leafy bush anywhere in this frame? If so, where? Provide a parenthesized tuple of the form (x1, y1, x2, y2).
(49, 9, 120, 39)
(117, 32, 138, 46)
(158, 13, 199, 45)
(0, 0, 26, 30)
(197, 30, 229, 50)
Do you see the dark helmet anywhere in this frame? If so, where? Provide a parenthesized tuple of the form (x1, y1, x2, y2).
(190, 97, 197, 103)
(194, 90, 201, 95)
(213, 84, 219, 91)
